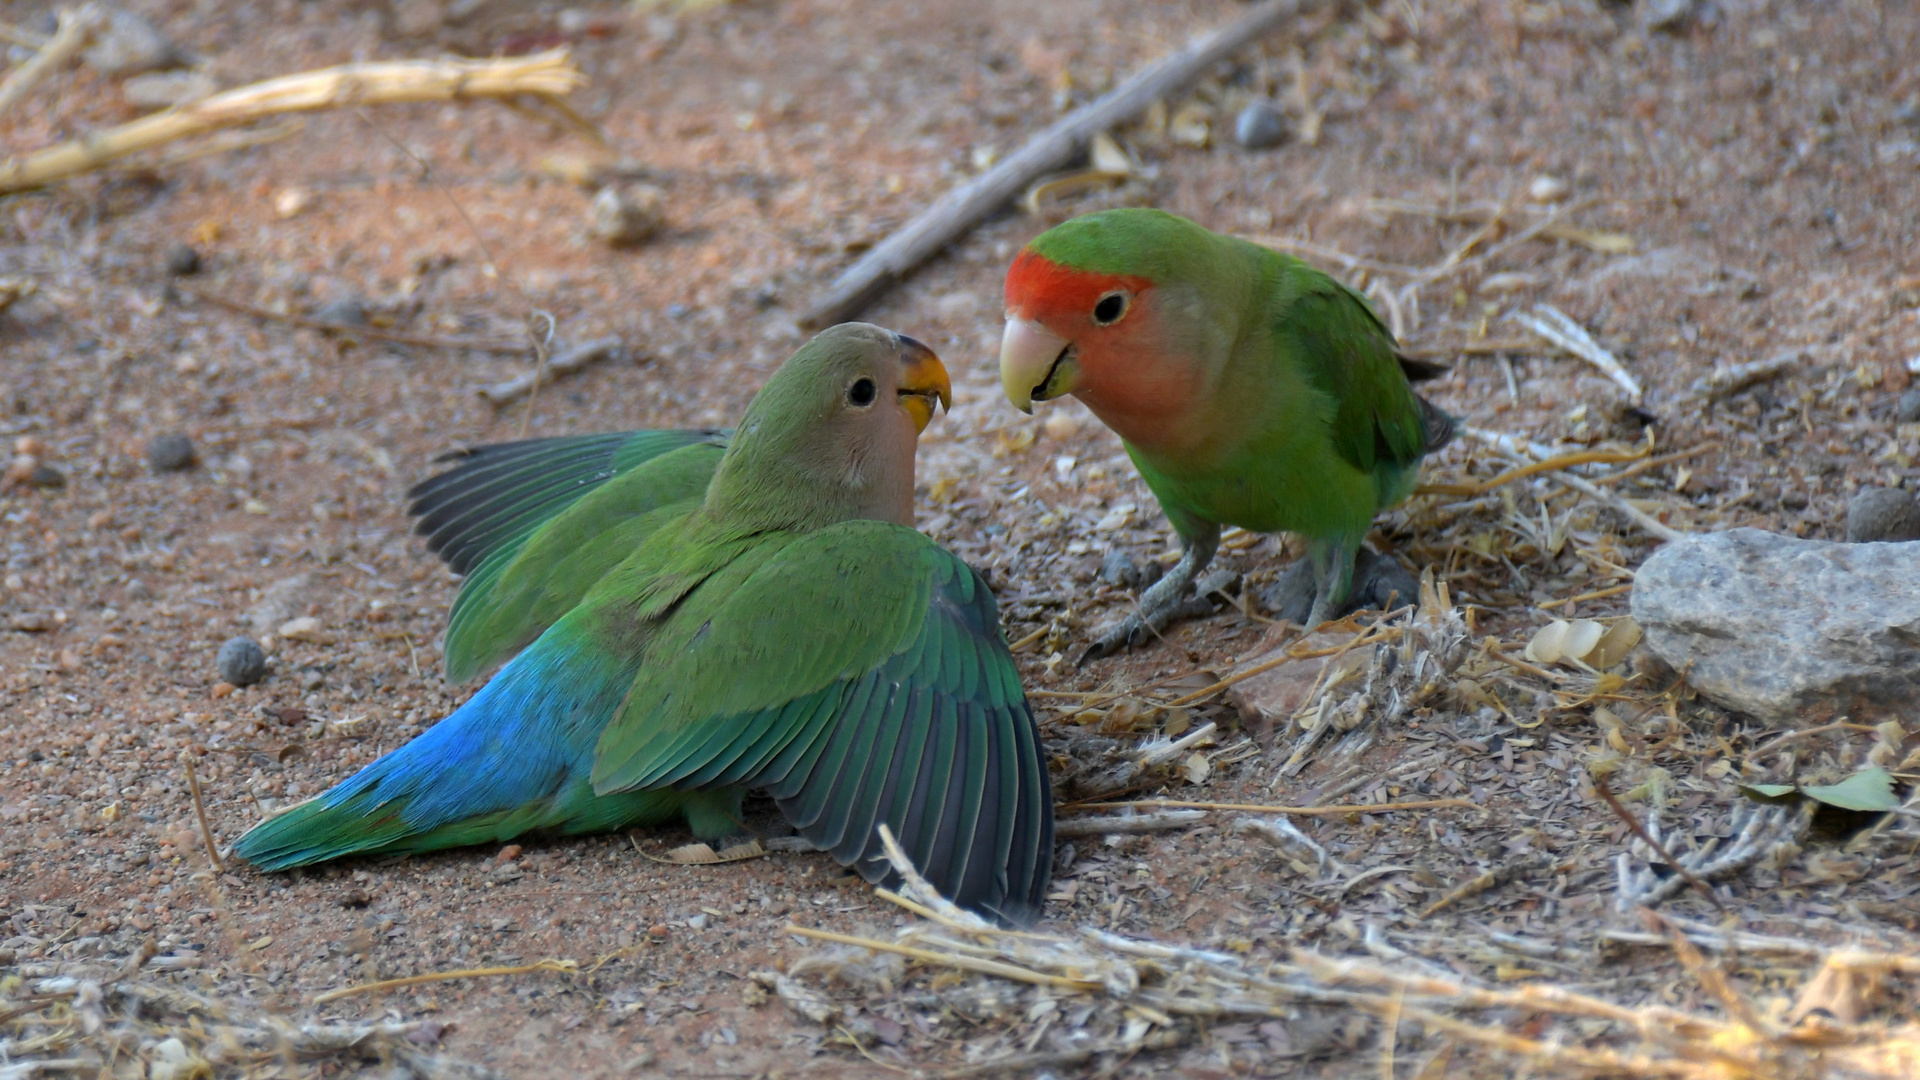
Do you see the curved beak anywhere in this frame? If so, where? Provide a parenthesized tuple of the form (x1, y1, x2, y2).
(895, 333, 951, 434)
(999, 317, 1076, 415)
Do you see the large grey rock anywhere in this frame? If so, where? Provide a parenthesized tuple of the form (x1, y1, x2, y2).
(1632, 528, 1920, 722)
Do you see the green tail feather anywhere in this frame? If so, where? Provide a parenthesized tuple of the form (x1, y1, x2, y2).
(238, 783, 745, 870)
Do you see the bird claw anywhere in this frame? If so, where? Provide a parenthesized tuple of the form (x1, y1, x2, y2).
(1078, 592, 1216, 665)
(1261, 549, 1421, 629)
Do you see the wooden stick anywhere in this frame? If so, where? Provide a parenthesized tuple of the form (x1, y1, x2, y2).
(0, 48, 585, 193)
(312, 958, 578, 1004)
(0, 6, 101, 120)
(798, 0, 1324, 328)
(783, 925, 1102, 991)
(173, 281, 529, 353)
(1065, 797, 1475, 815)
(182, 752, 223, 874)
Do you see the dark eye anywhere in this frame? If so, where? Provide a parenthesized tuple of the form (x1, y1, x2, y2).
(1092, 292, 1129, 325)
(848, 377, 877, 406)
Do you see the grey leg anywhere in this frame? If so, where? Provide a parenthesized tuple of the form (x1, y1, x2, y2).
(1081, 525, 1221, 662)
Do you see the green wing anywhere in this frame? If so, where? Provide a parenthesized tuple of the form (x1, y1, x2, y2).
(407, 431, 730, 682)
(410, 430, 728, 574)
(591, 522, 1053, 924)
(1269, 261, 1435, 476)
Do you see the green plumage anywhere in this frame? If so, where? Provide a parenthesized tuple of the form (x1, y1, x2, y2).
(238, 325, 1053, 923)
(1012, 210, 1453, 641)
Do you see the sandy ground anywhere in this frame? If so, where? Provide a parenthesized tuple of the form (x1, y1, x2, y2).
(3, 0, 1918, 1076)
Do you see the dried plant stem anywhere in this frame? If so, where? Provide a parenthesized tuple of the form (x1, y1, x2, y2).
(174, 281, 527, 353)
(0, 6, 100, 119)
(1548, 468, 1685, 543)
(0, 48, 586, 193)
(182, 752, 223, 874)
(311, 958, 579, 1004)
(1514, 304, 1644, 402)
(1067, 797, 1475, 815)
(784, 925, 1101, 991)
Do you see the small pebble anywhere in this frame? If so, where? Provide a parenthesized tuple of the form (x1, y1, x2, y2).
(216, 637, 269, 687)
(1641, 0, 1694, 31)
(311, 297, 366, 327)
(1232, 101, 1287, 150)
(82, 9, 185, 76)
(164, 243, 201, 277)
(1528, 175, 1570, 203)
(147, 433, 196, 471)
(588, 184, 667, 248)
(1897, 386, 1920, 423)
(1844, 487, 1920, 543)
(647, 923, 670, 940)
(1099, 548, 1141, 588)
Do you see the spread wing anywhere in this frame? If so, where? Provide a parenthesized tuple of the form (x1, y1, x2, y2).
(591, 522, 1053, 924)
(406, 431, 730, 681)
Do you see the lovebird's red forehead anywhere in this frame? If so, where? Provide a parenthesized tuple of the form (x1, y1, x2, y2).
(1004, 249, 1153, 319)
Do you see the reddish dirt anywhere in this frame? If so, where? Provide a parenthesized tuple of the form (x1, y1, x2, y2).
(3, 1, 1918, 1077)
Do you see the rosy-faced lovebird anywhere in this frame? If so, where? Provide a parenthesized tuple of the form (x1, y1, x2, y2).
(235, 324, 1055, 924)
(998, 209, 1454, 659)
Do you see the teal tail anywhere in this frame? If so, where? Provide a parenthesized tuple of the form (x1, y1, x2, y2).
(233, 631, 742, 869)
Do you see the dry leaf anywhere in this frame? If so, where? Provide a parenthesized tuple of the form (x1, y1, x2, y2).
(1787, 952, 1887, 1026)
(1183, 752, 1211, 785)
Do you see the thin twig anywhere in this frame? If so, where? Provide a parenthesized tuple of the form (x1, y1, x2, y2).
(800, 0, 1325, 326)
(0, 6, 100, 119)
(311, 959, 579, 1004)
(1063, 797, 1476, 815)
(782, 925, 1102, 991)
(1514, 304, 1644, 402)
(173, 281, 528, 352)
(182, 752, 223, 874)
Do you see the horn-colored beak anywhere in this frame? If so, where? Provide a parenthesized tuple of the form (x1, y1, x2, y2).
(895, 333, 951, 435)
(999, 317, 1076, 415)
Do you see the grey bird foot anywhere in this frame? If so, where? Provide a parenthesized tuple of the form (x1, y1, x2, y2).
(1081, 567, 1239, 664)
(1080, 593, 1215, 664)
(1261, 549, 1420, 629)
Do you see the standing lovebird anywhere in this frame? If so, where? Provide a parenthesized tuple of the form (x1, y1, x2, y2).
(235, 323, 1055, 924)
(998, 209, 1454, 659)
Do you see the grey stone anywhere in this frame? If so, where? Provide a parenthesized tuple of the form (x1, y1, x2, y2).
(82, 9, 186, 76)
(217, 637, 268, 687)
(163, 243, 200, 277)
(1846, 487, 1920, 543)
(588, 184, 666, 248)
(1641, 0, 1694, 32)
(311, 297, 366, 327)
(1232, 101, 1287, 150)
(1897, 386, 1920, 423)
(1631, 528, 1920, 722)
(146, 432, 196, 471)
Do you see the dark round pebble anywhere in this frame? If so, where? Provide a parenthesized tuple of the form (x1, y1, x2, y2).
(146, 432, 196, 471)
(312, 297, 367, 327)
(164, 243, 201, 277)
(1844, 486, 1920, 543)
(217, 637, 269, 687)
(1232, 101, 1288, 150)
(1897, 386, 1920, 424)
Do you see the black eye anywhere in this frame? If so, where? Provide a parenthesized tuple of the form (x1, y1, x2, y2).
(1092, 292, 1128, 325)
(848, 377, 877, 406)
